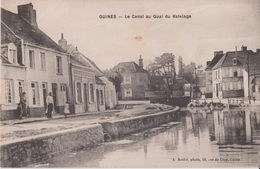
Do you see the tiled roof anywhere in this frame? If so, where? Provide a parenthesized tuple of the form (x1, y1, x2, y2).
(1, 8, 66, 53)
(212, 50, 253, 70)
(244, 53, 260, 75)
(70, 51, 91, 67)
(95, 76, 105, 85)
(116, 61, 148, 73)
(83, 56, 103, 76)
(205, 54, 224, 70)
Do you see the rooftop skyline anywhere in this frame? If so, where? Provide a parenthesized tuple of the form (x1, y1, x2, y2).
(2, 0, 260, 70)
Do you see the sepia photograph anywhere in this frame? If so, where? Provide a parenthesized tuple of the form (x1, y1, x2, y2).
(1, 0, 260, 168)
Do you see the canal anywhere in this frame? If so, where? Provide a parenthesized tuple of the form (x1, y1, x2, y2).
(28, 107, 260, 168)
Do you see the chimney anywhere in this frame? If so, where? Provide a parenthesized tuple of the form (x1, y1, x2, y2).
(256, 49, 260, 54)
(139, 55, 143, 69)
(241, 45, 247, 51)
(58, 33, 68, 50)
(214, 51, 223, 56)
(235, 46, 237, 57)
(18, 3, 38, 27)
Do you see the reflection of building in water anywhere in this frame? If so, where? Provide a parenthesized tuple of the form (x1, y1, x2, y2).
(162, 126, 179, 151)
(211, 109, 256, 144)
(207, 112, 215, 141)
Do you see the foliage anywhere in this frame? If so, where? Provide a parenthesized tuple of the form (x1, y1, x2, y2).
(147, 53, 176, 90)
(103, 68, 123, 93)
(178, 56, 184, 78)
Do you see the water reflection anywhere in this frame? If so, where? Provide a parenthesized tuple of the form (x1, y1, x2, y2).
(28, 107, 260, 168)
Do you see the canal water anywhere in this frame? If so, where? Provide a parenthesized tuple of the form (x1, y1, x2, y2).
(29, 107, 260, 168)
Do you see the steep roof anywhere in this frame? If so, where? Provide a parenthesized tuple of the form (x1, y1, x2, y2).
(82, 56, 103, 76)
(1, 8, 66, 53)
(244, 52, 260, 75)
(70, 51, 91, 67)
(205, 54, 224, 70)
(116, 61, 148, 73)
(212, 50, 253, 70)
(95, 76, 105, 85)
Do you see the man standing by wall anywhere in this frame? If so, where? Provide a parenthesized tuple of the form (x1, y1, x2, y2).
(20, 92, 27, 117)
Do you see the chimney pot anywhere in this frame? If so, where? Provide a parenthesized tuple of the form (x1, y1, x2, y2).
(241, 45, 247, 51)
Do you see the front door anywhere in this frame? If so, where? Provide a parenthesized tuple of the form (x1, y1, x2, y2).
(42, 83, 47, 110)
(52, 83, 58, 113)
(96, 89, 100, 111)
(84, 83, 88, 111)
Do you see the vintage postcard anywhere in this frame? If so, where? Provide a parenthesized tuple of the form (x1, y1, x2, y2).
(1, 0, 260, 168)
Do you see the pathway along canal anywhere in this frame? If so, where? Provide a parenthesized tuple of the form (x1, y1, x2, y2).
(28, 107, 260, 168)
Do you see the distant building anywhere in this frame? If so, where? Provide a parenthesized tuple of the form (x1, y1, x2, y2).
(1, 4, 71, 120)
(114, 56, 149, 100)
(205, 51, 224, 98)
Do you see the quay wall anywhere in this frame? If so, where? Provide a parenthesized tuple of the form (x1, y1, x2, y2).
(0, 124, 104, 167)
(0, 107, 180, 167)
(100, 107, 180, 139)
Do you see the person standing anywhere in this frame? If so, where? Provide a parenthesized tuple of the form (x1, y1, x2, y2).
(46, 92, 54, 119)
(20, 92, 27, 117)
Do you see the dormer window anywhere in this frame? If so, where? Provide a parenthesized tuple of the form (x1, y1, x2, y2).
(233, 58, 237, 65)
(1, 43, 18, 64)
(120, 67, 125, 73)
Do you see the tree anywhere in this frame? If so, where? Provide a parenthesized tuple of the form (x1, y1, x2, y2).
(183, 62, 196, 83)
(147, 53, 176, 90)
(178, 56, 184, 78)
(103, 68, 123, 93)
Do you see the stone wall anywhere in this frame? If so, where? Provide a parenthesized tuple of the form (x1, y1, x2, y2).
(0, 124, 104, 167)
(100, 107, 180, 139)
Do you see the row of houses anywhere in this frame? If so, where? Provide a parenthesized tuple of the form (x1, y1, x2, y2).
(1, 3, 117, 120)
(204, 46, 260, 103)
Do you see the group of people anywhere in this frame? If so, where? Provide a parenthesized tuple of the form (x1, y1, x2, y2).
(17, 92, 54, 119)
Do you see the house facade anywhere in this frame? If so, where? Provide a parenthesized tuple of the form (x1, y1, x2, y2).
(1, 4, 71, 120)
(205, 51, 224, 98)
(210, 46, 260, 103)
(114, 56, 149, 100)
(58, 35, 106, 113)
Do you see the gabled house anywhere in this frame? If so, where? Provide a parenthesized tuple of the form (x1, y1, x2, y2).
(58, 34, 106, 112)
(1, 4, 71, 120)
(205, 51, 224, 98)
(114, 56, 149, 100)
(210, 46, 260, 102)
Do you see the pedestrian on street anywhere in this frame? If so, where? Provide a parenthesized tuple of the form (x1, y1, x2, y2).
(20, 92, 27, 117)
(46, 92, 54, 119)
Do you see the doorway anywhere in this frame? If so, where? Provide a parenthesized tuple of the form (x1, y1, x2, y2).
(96, 89, 100, 111)
(42, 82, 48, 110)
(52, 83, 58, 113)
(84, 83, 88, 111)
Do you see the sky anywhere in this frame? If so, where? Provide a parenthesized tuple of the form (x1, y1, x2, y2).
(2, 0, 260, 71)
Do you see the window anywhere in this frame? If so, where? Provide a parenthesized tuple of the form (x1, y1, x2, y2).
(124, 76, 131, 84)
(230, 82, 233, 90)
(120, 67, 125, 73)
(100, 90, 103, 105)
(61, 84, 68, 103)
(233, 69, 238, 77)
(18, 81, 24, 95)
(89, 83, 94, 102)
(233, 81, 238, 90)
(233, 58, 237, 65)
(224, 82, 230, 91)
(40, 52, 46, 70)
(31, 82, 39, 105)
(5, 80, 13, 103)
(258, 85, 260, 93)
(56, 56, 62, 74)
(76, 82, 82, 103)
(124, 88, 132, 97)
(238, 81, 242, 90)
(10, 49, 17, 64)
(29, 50, 35, 68)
